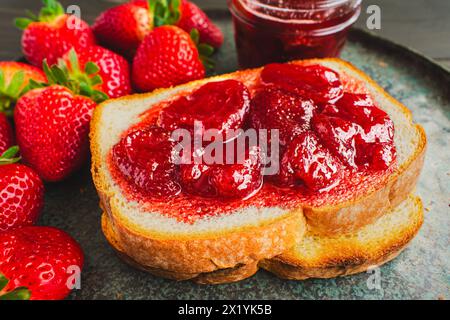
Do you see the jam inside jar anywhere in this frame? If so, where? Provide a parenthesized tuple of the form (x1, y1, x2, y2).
(228, 0, 362, 68)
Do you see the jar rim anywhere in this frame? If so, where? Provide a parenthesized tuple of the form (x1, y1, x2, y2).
(238, 0, 361, 12)
(228, 0, 362, 35)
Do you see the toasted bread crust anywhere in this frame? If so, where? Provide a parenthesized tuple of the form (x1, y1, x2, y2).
(110, 243, 259, 284)
(100, 194, 306, 275)
(261, 197, 424, 280)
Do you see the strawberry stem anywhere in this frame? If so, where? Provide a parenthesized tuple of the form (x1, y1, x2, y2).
(0, 146, 21, 165)
(0, 273, 30, 300)
(15, 0, 65, 30)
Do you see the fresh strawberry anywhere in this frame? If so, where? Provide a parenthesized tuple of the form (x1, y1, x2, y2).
(92, 2, 151, 59)
(0, 226, 83, 300)
(16, 0, 96, 67)
(0, 114, 14, 155)
(132, 0, 223, 48)
(0, 62, 47, 116)
(15, 85, 97, 182)
(12, 57, 108, 181)
(62, 47, 132, 99)
(0, 146, 44, 232)
(13, 57, 106, 182)
(132, 26, 206, 92)
(177, 0, 223, 48)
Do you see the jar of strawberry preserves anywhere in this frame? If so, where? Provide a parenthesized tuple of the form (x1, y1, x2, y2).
(228, 0, 362, 68)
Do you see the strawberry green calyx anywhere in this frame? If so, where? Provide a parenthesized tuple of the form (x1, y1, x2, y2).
(15, 0, 65, 30)
(149, 0, 182, 27)
(29, 50, 109, 103)
(0, 70, 27, 116)
(190, 29, 215, 71)
(0, 273, 30, 300)
(0, 146, 21, 166)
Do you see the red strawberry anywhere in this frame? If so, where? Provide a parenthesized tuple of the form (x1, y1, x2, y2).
(16, 0, 95, 67)
(0, 114, 14, 155)
(0, 62, 47, 116)
(0, 147, 44, 232)
(92, 2, 151, 59)
(15, 85, 97, 181)
(177, 0, 223, 48)
(62, 46, 132, 99)
(132, 25, 205, 92)
(0, 226, 83, 300)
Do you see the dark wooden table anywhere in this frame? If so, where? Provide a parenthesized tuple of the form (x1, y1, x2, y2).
(0, 0, 449, 69)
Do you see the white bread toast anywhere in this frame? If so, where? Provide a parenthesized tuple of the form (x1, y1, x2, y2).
(261, 194, 423, 279)
(90, 58, 426, 283)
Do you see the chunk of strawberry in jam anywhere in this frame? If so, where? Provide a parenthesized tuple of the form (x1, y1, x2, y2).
(180, 145, 263, 199)
(313, 93, 396, 170)
(260, 63, 344, 104)
(275, 132, 344, 191)
(248, 86, 317, 146)
(312, 114, 361, 169)
(158, 80, 250, 138)
(112, 126, 181, 197)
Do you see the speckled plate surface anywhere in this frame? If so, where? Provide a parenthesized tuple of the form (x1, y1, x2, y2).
(40, 11, 450, 300)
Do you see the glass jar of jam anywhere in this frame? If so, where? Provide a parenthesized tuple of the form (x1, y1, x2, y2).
(228, 0, 362, 68)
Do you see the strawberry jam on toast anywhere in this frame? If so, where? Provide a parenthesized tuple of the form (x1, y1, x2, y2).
(107, 62, 397, 224)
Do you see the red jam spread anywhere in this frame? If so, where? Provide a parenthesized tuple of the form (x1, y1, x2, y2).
(109, 63, 397, 223)
(228, 0, 362, 68)
(158, 80, 251, 137)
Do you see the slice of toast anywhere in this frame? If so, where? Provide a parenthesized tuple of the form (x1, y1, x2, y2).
(90, 58, 425, 282)
(261, 194, 423, 279)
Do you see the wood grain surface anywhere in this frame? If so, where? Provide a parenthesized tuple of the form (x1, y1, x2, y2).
(0, 0, 448, 68)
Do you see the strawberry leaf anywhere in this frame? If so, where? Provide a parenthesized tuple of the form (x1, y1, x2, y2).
(0, 273, 8, 291)
(189, 29, 216, 71)
(84, 62, 100, 76)
(149, 0, 182, 27)
(0, 70, 5, 90)
(0, 70, 29, 116)
(43, 60, 57, 84)
(190, 29, 200, 45)
(0, 273, 31, 300)
(43, 52, 109, 103)
(0, 146, 21, 165)
(92, 90, 109, 103)
(90, 75, 103, 86)
(198, 43, 214, 57)
(14, 18, 34, 30)
(5, 71, 25, 98)
(0, 287, 31, 300)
